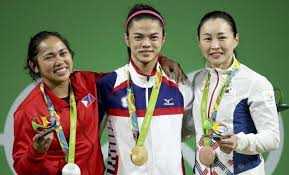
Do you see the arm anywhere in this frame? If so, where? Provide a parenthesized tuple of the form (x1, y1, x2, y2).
(235, 77, 280, 154)
(220, 77, 280, 154)
(97, 72, 117, 136)
(159, 55, 187, 84)
(13, 110, 57, 175)
(178, 79, 195, 141)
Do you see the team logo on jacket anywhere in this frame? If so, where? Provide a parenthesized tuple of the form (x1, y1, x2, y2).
(81, 93, 96, 107)
(121, 96, 128, 108)
(263, 90, 275, 107)
(163, 98, 174, 106)
(224, 86, 234, 96)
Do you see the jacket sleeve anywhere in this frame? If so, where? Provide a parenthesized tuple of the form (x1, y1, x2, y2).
(235, 76, 280, 154)
(179, 79, 195, 141)
(13, 109, 59, 175)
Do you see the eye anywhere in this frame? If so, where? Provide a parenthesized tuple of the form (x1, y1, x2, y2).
(44, 55, 54, 60)
(204, 37, 211, 41)
(151, 36, 159, 41)
(219, 36, 227, 40)
(60, 51, 69, 57)
(134, 36, 143, 40)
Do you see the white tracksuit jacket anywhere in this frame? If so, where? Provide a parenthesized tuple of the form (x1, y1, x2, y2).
(187, 58, 280, 175)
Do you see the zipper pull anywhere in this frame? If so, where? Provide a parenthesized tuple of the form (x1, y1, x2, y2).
(146, 74, 150, 82)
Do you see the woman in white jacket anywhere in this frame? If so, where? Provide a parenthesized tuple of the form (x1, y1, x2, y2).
(189, 11, 280, 175)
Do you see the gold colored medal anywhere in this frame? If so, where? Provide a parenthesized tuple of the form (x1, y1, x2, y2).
(130, 145, 148, 166)
(199, 146, 216, 167)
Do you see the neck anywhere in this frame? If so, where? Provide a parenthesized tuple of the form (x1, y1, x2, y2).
(43, 80, 70, 98)
(131, 57, 158, 75)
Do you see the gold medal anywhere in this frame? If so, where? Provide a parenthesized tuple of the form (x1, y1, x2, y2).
(130, 145, 148, 166)
(199, 146, 216, 167)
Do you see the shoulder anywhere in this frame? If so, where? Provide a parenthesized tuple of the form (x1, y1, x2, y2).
(70, 71, 104, 82)
(98, 65, 127, 87)
(187, 68, 206, 84)
(239, 64, 273, 88)
(14, 83, 42, 116)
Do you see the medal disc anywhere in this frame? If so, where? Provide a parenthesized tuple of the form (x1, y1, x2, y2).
(62, 163, 81, 175)
(199, 146, 216, 167)
(130, 145, 148, 166)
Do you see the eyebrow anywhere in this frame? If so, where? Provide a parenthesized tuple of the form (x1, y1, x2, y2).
(132, 32, 160, 35)
(202, 32, 226, 35)
(43, 48, 68, 56)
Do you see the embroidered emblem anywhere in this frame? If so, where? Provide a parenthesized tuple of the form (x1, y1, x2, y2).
(263, 90, 275, 107)
(163, 98, 174, 106)
(121, 96, 128, 108)
(224, 86, 234, 96)
(81, 93, 96, 107)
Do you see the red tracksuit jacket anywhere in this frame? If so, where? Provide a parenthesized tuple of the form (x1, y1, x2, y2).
(13, 71, 105, 175)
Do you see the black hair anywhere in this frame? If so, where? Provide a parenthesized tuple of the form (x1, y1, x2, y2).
(197, 11, 238, 56)
(24, 31, 74, 81)
(125, 4, 165, 58)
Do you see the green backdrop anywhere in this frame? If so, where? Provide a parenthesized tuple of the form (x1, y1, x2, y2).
(1, 1, 288, 174)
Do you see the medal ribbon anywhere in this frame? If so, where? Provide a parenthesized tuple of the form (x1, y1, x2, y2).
(40, 82, 77, 163)
(127, 65, 162, 146)
(201, 59, 240, 146)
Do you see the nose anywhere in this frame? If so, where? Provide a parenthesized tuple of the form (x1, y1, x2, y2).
(210, 39, 220, 49)
(55, 54, 65, 66)
(142, 38, 151, 48)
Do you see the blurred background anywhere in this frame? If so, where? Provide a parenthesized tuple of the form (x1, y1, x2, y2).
(0, 1, 288, 174)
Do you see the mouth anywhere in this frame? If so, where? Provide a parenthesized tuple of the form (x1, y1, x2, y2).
(209, 52, 223, 58)
(139, 50, 154, 53)
(54, 67, 68, 75)
(139, 50, 154, 57)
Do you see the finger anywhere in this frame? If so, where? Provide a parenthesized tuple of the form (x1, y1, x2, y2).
(182, 73, 188, 85)
(162, 66, 172, 79)
(220, 146, 233, 154)
(222, 131, 234, 137)
(33, 134, 40, 142)
(171, 64, 180, 82)
(219, 138, 234, 145)
(180, 69, 188, 84)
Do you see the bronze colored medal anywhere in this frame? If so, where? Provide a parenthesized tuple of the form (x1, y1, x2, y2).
(199, 146, 216, 167)
(130, 145, 148, 166)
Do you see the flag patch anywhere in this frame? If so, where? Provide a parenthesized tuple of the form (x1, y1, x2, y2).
(81, 93, 96, 107)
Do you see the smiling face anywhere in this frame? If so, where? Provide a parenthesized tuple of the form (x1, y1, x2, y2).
(198, 18, 239, 69)
(125, 18, 165, 73)
(33, 36, 73, 87)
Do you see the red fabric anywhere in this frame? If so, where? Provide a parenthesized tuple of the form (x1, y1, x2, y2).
(13, 71, 105, 175)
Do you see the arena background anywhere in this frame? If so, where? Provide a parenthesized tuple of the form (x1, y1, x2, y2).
(0, 1, 288, 174)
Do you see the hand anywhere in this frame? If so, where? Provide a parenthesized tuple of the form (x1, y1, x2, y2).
(33, 132, 53, 154)
(159, 55, 187, 84)
(218, 131, 237, 154)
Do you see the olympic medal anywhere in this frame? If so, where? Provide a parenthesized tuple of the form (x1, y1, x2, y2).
(199, 146, 216, 167)
(130, 145, 148, 166)
(62, 163, 81, 175)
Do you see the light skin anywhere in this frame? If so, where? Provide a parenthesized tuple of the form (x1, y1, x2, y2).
(198, 18, 239, 70)
(198, 18, 239, 153)
(30, 36, 73, 153)
(125, 18, 165, 75)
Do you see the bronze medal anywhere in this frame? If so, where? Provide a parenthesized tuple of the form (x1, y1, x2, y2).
(199, 146, 216, 167)
(130, 145, 148, 166)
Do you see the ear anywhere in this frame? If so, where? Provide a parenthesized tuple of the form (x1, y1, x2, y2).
(124, 33, 130, 48)
(29, 60, 39, 73)
(234, 33, 239, 47)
